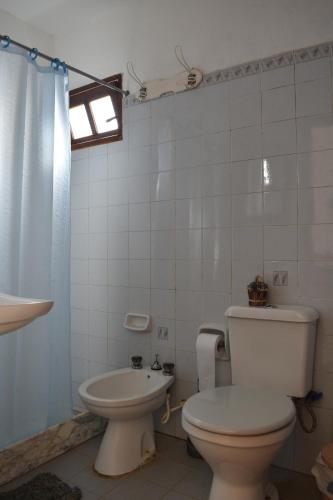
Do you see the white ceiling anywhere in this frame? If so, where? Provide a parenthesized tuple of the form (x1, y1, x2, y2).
(0, 0, 118, 36)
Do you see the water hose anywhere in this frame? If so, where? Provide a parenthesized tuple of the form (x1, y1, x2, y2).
(161, 392, 186, 424)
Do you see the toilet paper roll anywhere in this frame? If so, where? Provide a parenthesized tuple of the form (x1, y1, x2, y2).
(196, 333, 223, 392)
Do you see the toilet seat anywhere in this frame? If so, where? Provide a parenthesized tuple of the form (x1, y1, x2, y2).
(183, 385, 295, 436)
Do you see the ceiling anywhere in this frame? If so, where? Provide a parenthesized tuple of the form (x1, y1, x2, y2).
(0, 0, 119, 36)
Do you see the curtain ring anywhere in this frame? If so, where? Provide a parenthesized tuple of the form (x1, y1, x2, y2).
(29, 48, 38, 61)
(1, 36, 11, 48)
(51, 58, 61, 70)
(60, 61, 68, 75)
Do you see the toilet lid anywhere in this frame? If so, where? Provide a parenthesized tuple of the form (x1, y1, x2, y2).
(183, 385, 295, 436)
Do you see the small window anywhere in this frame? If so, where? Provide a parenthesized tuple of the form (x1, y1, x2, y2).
(69, 74, 122, 150)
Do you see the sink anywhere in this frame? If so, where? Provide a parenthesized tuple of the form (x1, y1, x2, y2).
(0, 293, 54, 335)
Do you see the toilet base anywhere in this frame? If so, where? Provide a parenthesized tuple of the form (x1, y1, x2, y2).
(95, 414, 155, 476)
(209, 479, 278, 500)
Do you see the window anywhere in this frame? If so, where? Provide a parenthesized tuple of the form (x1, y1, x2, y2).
(69, 74, 122, 150)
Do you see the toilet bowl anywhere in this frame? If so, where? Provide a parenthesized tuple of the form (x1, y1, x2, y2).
(79, 367, 174, 476)
(182, 385, 296, 500)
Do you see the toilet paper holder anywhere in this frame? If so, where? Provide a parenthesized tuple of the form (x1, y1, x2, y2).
(199, 323, 230, 361)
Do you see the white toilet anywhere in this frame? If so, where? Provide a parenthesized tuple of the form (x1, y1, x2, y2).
(182, 305, 318, 500)
(79, 367, 174, 476)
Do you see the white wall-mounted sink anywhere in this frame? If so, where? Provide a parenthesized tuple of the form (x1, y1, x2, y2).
(0, 293, 53, 335)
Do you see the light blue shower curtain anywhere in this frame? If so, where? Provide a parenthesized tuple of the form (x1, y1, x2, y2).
(0, 46, 72, 448)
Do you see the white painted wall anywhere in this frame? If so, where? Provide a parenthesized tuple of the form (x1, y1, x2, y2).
(51, 0, 333, 91)
(0, 7, 53, 54)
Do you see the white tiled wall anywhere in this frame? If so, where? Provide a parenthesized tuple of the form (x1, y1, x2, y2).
(71, 54, 333, 473)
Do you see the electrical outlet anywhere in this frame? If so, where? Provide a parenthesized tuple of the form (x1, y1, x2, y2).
(273, 271, 288, 286)
(157, 326, 168, 340)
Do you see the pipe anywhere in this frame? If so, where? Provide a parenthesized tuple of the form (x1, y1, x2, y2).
(161, 392, 186, 425)
(0, 34, 129, 97)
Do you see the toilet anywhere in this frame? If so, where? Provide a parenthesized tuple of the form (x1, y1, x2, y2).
(79, 367, 174, 476)
(182, 305, 318, 500)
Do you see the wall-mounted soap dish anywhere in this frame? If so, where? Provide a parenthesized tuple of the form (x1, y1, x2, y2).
(123, 313, 151, 332)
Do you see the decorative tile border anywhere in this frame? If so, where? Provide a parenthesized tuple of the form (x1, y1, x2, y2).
(0, 411, 106, 486)
(124, 38, 333, 105)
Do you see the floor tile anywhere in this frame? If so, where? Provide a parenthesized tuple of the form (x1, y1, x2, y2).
(173, 468, 212, 500)
(135, 457, 192, 489)
(162, 492, 193, 500)
(38, 449, 92, 480)
(75, 435, 102, 458)
(101, 476, 168, 499)
(70, 466, 121, 496)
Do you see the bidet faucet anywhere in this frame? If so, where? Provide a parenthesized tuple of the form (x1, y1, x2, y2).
(151, 353, 162, 370)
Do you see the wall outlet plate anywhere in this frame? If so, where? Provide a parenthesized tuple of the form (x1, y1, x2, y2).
(157, 326, 168, 340)
(273, 271, 288, 286)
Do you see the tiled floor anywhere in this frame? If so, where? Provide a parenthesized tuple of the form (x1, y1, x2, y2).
(0, 433, 321, 499)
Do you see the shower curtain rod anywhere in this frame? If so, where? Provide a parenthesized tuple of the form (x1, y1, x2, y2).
(0, 34, 129, 97)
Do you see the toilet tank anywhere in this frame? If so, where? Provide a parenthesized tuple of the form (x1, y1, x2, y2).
(225, 305, 319, 398)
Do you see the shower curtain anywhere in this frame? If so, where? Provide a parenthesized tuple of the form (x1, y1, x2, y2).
(0, 45, 72, 448)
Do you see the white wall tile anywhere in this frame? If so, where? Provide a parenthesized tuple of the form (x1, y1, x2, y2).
(201, 83, 230, 134)
(232, 193, 263, 226)
(71, 234, 89, 259)
(108, 178, 128, 205)
(176, 198, 202, 229)
(298, 150, 333, 188)
(151, 289, 175, 319)
(230, 92, 261, 129)
(151, 200, 175, 230)
(151, 230, 175, 259)
(296, 78, 331, 118)
(299, 187, 333, 224)
(89, 181, 108, 207)
(175, 168, 202, 199)
(264, 260, 298, 299)
(261, 65, 294, 90)
(157, 142, 176, 172)
(295, 57, 330, 83)
(89, 310, 108, 338)
(231, 160, 262, 194)
(202, 164, 231, 197)
(297, 115, 333, 153)
(129, 203, 150, 231)
(108, 151, 129, 179)
(89, 233, 108, 259)
(299, 261, 333, 299)
(129, 146, 156, 176)
(108, 232, 129, 259)
(176, 229, 202, 260)
(129, 260, 150, 288)
(108, 205, 128, 232)
(71, 258, 88, 285)
(71, 210, 89, 234)
(71, 158, 89, 185)
(176, 290, 202, 321)
(203, 196, 231, 228)
(89, 207, 107, 233)
(203, 228, 231, 261)
(264, 226, 297, 260)
(151, 260, 175, 289)
(89, 285, 108, 312)
(299, 225, 333, 261)
(108, 286, 129, 313)
(176, 260, 202, 291)
(128, 174, 150, 203)
(129, 287, 150, 312)
(232, 260, 263, 294)
(202, 260, 231, 292)
(108, 259, 129, 286)
(230, 74, 260, 98)
(262, 85, 295, 123)
(175, 137, 201, 169)
(71, 308, 89, 335)
(263, 155, 297, 191)
(262, 119, 296, 157)
(129, 231, 150, 259)
(150, 171, 175, 201)
(71, 183, 89, 209)
(89, 155, 108, 182)
(263, 190, 297, 225)
(89, 259, 108, 286)
(232, 226, 263, 261)
(231, 125, 262, 161)
(201, 131, 230, 165)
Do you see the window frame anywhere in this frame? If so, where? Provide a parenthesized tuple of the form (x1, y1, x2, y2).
(69, 73, 123, 150)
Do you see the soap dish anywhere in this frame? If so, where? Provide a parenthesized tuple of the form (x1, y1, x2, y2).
(123, 313, 151, 332)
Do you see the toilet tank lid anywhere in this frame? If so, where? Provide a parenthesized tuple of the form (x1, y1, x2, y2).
(225, 305, 319, 323)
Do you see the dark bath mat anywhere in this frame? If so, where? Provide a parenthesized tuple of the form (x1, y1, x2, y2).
(0, 473, 82, 500)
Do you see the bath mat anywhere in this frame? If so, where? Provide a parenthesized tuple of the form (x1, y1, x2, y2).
(0, 473, 82, 500)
